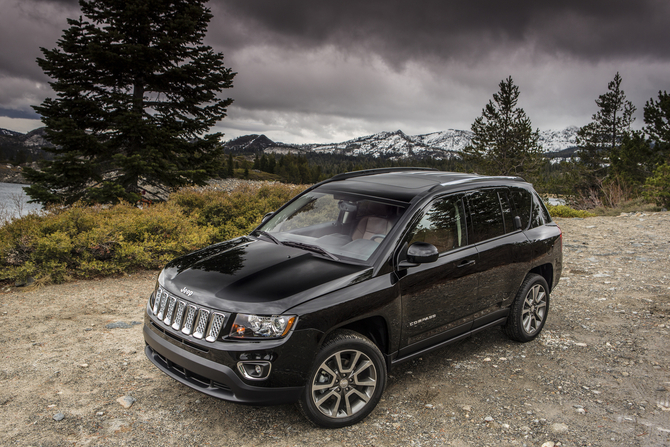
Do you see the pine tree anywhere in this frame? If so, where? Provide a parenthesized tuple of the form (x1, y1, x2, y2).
(24, 0, 235, 205)
(462, 76, 543, 178)
(609, 131, 654, 193)
(576, 72, 635, 190)
(643, 90, 670, 164)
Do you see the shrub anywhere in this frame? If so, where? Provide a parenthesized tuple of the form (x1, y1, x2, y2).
(0, 182, 307, 285)
(546, 204, 596, 218)
(643, 162, 670, 208)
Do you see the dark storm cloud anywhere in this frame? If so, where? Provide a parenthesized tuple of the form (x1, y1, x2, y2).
(214, 0, 670, 65)
(2, 0, 669, 140)
(0, 108, 40, 120)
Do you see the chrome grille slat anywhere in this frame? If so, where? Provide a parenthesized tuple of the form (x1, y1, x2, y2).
(163, 296, 177, 325)
(182, 305, 198, 335)
(193, 309, 211, 339)
(172, 301, 186, 331)
(206, 313, 226, 342)
(150, 287, 227, 343)
(152, 288, 162, 315)
(156, 291, 169, 320)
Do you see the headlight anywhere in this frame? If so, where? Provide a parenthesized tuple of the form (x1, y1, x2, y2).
(230, 314, 297, 339)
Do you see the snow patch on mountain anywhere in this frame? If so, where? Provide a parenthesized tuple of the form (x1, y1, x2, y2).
(538, 126, 579, 152)
(304, 126, 577, 158)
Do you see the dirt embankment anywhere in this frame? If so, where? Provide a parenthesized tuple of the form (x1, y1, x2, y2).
(1, 213, 669, 446)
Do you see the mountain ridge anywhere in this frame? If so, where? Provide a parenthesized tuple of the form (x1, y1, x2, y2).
(1, 126, 579, 164)
(226, 126, 579, 159)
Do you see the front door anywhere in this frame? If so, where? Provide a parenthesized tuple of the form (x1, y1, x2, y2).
(396, 195, 479, 357)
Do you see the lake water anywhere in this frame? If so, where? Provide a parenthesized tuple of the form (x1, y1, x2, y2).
(0, 182, 43, 223)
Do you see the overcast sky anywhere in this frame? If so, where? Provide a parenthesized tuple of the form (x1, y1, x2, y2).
(1, 0, 669, 144)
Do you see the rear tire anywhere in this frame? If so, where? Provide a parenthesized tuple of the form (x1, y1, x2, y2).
(298, 330, 386, 428)
(504, 274, 550, 342)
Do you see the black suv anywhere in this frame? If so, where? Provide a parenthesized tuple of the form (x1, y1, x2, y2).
(144, 168, 562, 427)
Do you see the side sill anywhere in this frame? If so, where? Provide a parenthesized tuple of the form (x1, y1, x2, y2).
(389, 317, 508, 367)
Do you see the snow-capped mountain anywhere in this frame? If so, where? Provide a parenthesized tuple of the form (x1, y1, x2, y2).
(283, 126, 579, 159)
(0, 128, 22, 138)
(538, 126, 579, 152)
(309, 130, 458, 158)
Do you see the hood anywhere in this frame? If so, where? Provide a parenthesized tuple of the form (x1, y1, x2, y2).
(161, 237, 370, 314)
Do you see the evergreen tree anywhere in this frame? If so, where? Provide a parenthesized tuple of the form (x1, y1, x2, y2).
(24, 0, 235, 205)
(609, 131, 654, 193)
(462, 76, 543, 178)
(576, 72, 635, 190)
(643, 90, 670, 164)
(227, 153, 234, 177)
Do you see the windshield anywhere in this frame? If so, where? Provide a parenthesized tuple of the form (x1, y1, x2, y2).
(257, 191, 407, 262)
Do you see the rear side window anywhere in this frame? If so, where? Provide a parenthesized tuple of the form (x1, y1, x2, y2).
(409, 195, 466, 253)
(532, 192, 552, 226)
(467, 190, 505, 244)
(509, 187, 532, 229)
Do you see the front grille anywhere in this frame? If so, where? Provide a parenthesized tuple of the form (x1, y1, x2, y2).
(151, 286, 228, 344)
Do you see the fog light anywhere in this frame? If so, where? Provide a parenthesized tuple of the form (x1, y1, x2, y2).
(237, 361, 271, 380)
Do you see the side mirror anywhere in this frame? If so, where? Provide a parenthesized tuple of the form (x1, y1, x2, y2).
(261, 212, 274, 224)
(405, 242, 439, 264)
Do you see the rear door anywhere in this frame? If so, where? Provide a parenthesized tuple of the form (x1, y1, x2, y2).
(466, 189, 530, 318)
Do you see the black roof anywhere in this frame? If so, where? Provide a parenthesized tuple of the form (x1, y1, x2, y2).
(316, 168, 526, 203)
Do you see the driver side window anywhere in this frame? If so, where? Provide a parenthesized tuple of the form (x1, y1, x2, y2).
(409, 196, 466, 254)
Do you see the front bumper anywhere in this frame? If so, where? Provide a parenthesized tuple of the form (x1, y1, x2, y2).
(144, 323, 304, 405)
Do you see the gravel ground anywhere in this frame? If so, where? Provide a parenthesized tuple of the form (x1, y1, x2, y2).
(1, 212, 669, 446)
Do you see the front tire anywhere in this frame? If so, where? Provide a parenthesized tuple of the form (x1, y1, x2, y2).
(504, 274, 550, 342)
(299, 330, 386, 428)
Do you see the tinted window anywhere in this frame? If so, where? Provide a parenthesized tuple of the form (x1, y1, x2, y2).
(509, 187, 532, 229)
(532, 192, 552, 226)
(498, 190, 515, 233)
(409, 196, 466, 253)
(467, 190, 505, 244)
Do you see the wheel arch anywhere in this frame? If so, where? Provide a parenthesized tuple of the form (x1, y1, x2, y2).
(529, 263, 554, 291)
(328, 316, 390, 357)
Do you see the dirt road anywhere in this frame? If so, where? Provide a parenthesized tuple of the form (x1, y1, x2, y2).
(1, 212, 669, 446)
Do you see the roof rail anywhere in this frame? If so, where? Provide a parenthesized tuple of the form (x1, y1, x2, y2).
(328, 167, 437, 182)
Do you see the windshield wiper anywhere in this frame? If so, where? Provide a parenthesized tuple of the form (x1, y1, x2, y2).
(282, 241, 340, 261)
(256, 230, 282, 245)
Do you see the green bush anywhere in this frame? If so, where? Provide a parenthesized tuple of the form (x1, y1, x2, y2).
(0, 183, 306, 285)
(546, 204, 596, 218)
(643, 162, 670, 208)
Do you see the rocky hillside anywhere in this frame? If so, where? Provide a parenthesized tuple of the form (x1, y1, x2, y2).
(0, 127, 53, 165)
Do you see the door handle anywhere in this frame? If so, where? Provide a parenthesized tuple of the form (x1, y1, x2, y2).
(457, 259, 476, 268)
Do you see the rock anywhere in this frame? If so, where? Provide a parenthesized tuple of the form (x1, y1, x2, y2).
(425, 404, 434, 409)
(105, 321, 142, 329)
(461, 405, 472, 412)
(574, 342, 587, 347)
(541, 442, 555, 447)
(484, 416, 494, 422)
(117, 396, 136, 409)
(79, 363, 89, 368)
(551, 422, 569, 433)
(53, 412, 64, 421)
